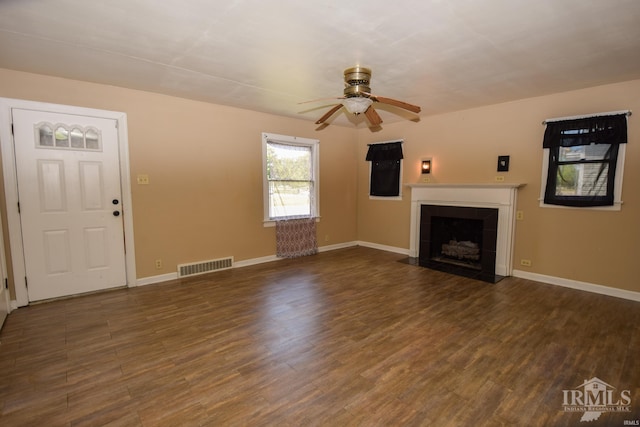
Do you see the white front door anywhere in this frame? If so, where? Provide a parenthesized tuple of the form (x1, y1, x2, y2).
(12, 108, 126, 302)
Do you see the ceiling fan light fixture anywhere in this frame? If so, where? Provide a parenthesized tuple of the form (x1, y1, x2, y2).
(311, 66, 421, 127)
(342, 97, 373, 114)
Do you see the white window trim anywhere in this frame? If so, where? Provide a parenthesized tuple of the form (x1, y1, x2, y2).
(262, 132, 320, 226)
(539, 144, 626, 211)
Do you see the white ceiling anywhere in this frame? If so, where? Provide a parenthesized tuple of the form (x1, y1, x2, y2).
(1, 0, 640, 128)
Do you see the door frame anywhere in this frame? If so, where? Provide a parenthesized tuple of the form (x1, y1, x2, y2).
(0, 98, 137, 307)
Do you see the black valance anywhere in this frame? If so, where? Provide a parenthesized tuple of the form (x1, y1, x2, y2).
(543, 114, 627, 148)
(366, 141, 403, 161)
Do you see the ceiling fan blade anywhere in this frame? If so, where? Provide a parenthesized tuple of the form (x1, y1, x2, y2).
(315, 104, 344, 124)
(373, 96, 421, 114)
(364, 105, 383, 126)
(298, 96, 345, 105)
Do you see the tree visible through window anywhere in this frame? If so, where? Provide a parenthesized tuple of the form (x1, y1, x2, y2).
(263, 133, 319, 221)
(553, 144, 611, 197)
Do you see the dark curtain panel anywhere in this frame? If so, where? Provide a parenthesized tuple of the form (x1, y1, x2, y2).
(543, 114, 627, 148)
(366, 142, 403, 197)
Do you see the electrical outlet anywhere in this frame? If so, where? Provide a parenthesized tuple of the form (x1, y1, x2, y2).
(421, 176, 431, 183)
(520, 259, 532, 267)
(325, 235, 329, 242)
(155, 259, 163, 269)
(495, 175, 505, 182)
(137, 174, 150, 185)
(516, 210, 524, 220)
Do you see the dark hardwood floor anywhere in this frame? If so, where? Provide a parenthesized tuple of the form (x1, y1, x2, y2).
(1, 246, 638, 426)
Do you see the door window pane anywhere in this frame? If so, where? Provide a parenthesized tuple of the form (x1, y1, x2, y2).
(70, 128, 84, 148)
(38, 125, 54, 147)
(55, 127, 69, 148)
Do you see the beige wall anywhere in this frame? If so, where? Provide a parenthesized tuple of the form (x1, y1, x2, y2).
(357, 79, 640, 292)
(0, 69, 358, 286)
(0, 68, 638, 297)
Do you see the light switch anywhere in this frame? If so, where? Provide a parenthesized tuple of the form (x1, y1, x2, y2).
(137, 174, 149, 185)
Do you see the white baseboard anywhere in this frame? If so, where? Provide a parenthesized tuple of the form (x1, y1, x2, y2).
(318, 241, 358, 253)
(136, 272, 177, 287)
(137, 243, 636, 304)
(353, 244, 639, 303)
(233, 254, 280, 268)
(135, 241, 360, 288)
(357, 241, 410, 256)
(512, 269, 640, 302)
(18, 244, 638, 305)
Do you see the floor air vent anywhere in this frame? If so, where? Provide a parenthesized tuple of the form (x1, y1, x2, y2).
(177, 257, 234, 278)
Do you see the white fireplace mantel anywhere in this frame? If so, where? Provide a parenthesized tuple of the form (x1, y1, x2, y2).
(407, 183, 525, 277)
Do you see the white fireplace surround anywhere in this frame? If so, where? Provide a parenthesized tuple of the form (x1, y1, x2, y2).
(408, 183, 524, 277)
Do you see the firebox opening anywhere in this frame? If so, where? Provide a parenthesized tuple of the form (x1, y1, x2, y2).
(430, 216, 483, 270)
(418, 204, 501, 283)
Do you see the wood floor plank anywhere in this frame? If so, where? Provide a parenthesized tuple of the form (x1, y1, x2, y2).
(1, 246, 639, 426)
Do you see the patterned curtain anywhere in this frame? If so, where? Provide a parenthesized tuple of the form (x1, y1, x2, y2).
(276, 218, 318, 258)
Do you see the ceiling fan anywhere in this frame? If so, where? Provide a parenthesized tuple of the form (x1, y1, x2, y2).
(303, 66, 422, 127)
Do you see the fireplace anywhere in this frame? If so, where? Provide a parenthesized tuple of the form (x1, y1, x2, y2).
(419, 205, 499, 282)
(407, 183, 524, 281)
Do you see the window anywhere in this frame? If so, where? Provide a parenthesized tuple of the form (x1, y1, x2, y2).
(263, 133, 319, 222)
(541, 113, 627, 209)
(366, 140, 403, 198)
(35, 122, 102, 151)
